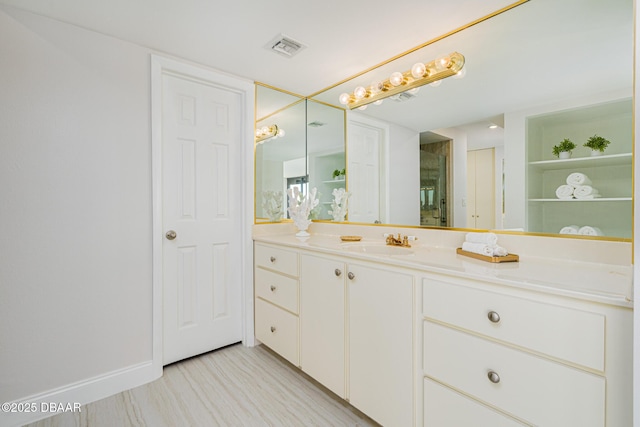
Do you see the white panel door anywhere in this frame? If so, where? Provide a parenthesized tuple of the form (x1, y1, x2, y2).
(347, 121, 381, 223)
(162, 74, 242, 365)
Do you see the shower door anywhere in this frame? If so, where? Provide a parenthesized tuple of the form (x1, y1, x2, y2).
(420, 140, 451, 227)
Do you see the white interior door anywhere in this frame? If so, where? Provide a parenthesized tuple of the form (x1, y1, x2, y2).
(347, 121, 381, 223)
(162, 73, 242, 365)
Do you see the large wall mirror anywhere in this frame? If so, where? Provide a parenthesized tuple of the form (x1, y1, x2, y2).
(255, 84, 346, 222)
(310, 0, 633, 239)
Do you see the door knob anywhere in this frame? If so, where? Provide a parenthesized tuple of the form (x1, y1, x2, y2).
(335, 269, 342, 277)
(165, 230, 177, 240)
(347, 272, 355, 280)
(487, 370, 501, 384)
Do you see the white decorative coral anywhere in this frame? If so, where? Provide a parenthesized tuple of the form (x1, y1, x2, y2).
(287, 187, 319, 237)
(262, 190, 283, 222)
(328, 188, 350, 222)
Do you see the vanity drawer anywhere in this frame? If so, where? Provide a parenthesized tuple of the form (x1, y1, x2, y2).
(424, 378, 528, 426)
(255, 243, 298, 277)
(423, 321, 605, 427)
(255, 267, 298, 314)
(422, 278, 605, 371)
(255, 299, 299, 365)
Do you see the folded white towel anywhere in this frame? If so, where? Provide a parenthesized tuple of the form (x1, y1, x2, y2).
(462, 241, 494, 256)
(555, 184, 575, 199)
(566, 172, 592, 186)
(574, 185, 600, 199)
(559, 225, 580, 234)
(579, 226, 603, 236)
(465, 232, 498, 246)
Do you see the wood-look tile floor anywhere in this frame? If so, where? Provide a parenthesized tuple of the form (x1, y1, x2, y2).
(26, 344, 379, 427)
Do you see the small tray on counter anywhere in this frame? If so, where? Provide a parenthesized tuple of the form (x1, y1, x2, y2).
(456, 248, 519, 263)
(340, 235, 362, 242)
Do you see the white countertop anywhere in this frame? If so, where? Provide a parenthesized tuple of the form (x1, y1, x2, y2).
(254, 233, 634, 308)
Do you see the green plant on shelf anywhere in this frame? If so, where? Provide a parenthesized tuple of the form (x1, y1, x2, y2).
(332, 169, 346, 180)
(552, 138, 576, 157)
(583, 134, 611, 152)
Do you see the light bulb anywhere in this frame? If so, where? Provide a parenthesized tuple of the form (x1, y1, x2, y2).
(454, 67, 467, 79)
(255, 129, 261, 137)
(354, 86, 367, 100)
(358, 105, 368, 111)
(370, 80, 384, 94)
(434, 55, 451, 71)
(277, 129, 285, 137)
(407, 87, 420, 95)
(389, 71, 404, 87)
(411, 62, 426, 79)
(429, 80, 442, 87)
(373, 100, 383, 106)
(261, 126, 269, 134)
(338, 93, 351, 105)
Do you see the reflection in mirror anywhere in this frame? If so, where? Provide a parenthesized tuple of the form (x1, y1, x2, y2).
(312, 0, 633, 239)
(255, 84, 305, 222)
(255, 86, 347, 222)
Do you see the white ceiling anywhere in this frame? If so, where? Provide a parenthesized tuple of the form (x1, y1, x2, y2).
(0, 0, 518, 96)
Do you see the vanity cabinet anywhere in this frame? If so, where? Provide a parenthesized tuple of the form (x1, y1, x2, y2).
(421, 273, 632, 426)
(299, 254, 346, 398)
(526, 98, 633, 238)
(254, 243, 300, 365)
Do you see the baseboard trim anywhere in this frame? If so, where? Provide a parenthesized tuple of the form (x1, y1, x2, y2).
(0, 360, 160, 427)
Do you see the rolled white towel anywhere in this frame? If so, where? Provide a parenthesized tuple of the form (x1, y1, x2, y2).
(462, 241, 494, 257)
(492, 246, 509, 257)
(574, 185, 600, 199)
(465, 232, 498, 246)
(555, 184, 575, 199)
(578, 226, 603, 236)
(566, 172, 592, 187)
(559, 225, 580, 234)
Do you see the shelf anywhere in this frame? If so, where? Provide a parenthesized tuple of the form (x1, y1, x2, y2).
(322, 179, 346, 184)
(528, 153, 631, 170)
(528, 197, 632, 202)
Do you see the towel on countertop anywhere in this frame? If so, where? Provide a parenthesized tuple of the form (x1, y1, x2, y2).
(559, 225, 580, 234)
(555, 184, 575, 199)
(574, 185, 600, 199)
(462, 241, 509, 257)
(566, 172, 592, 187)
(464, 232, 498, 246)
(578, 226, 603, 236)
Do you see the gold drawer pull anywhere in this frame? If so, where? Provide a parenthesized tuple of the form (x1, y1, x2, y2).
(270, 285, 276, 292)
(487, 370, 501, 384)
(487, 311, 501, 323)
(270, 256, 276, 263)
(270, 326, 276, 333)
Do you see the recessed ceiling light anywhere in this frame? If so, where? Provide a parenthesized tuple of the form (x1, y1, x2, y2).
(488, 124, 498, 129)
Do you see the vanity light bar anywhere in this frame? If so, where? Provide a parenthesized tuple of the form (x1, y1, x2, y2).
(339, 52, 465, 110)
(255, 124, 285, 144)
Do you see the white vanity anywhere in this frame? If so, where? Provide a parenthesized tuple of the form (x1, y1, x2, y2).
(253, 223, 633, 427)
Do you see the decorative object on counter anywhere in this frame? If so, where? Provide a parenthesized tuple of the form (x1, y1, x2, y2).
(340, 235, 362, 242)
(261, 190, 284, 222)
(332, 168, 346, 180)
(287, 186, 319, 237)
(328, 188, 350, 222)
(552, 138, 576, 159)
(583, 134, 610, 156)
(457, 232, 517, 263)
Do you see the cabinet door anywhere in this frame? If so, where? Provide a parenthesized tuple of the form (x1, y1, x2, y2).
(299, 254, 346, 398)
(348, 263, 413, 427)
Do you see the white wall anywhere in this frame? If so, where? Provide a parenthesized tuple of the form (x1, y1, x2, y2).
(0, 7, 154, 425)
(387, 124, 420, 225)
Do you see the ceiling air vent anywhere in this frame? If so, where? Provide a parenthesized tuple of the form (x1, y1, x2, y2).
(266, 34, 306, 58)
